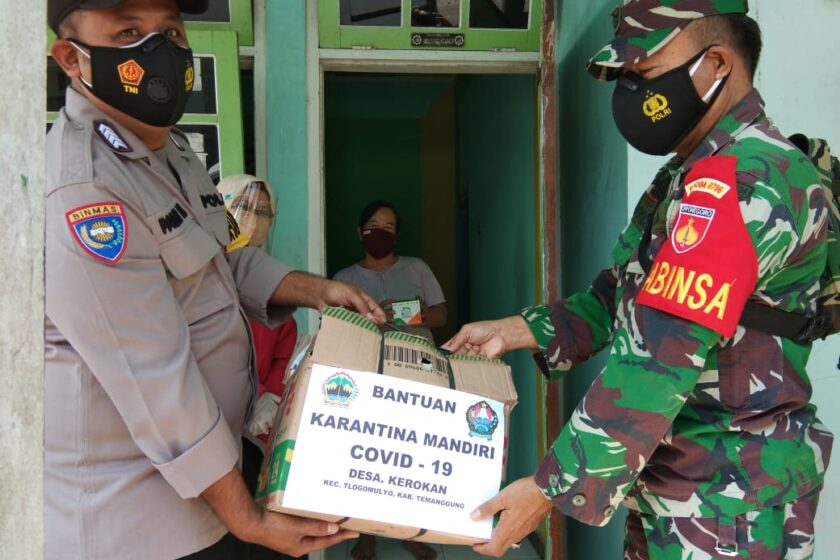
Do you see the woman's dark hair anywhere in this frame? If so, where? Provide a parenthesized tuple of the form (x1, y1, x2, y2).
(358, 200, 401, 232)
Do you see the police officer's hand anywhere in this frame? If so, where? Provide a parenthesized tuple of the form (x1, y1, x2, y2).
(442, 316, 537, 358)
(271, 272, 386, 326)
(470, 477, 553, 557)
(251, 510, 359, 557)
(319, 280, 387, 326)
(202, 469, 359, 556)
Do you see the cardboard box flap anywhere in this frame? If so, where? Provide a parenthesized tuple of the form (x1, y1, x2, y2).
(311, 307, 381, 373)
(381, 331, 452, 388)
(449, 355, 518, 406)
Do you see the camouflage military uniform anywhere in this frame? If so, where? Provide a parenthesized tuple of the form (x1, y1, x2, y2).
(522, 1, 834, 558)
(525, 87, 833, 558)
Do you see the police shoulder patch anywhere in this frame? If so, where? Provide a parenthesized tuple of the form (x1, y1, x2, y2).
(636, 155, 758, 337)
(94, 120, 132, 153)
(65, 202, 128, 265)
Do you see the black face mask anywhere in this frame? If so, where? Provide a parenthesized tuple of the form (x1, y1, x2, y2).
(612, 47, 727, 156)
(71, 33, 194, 127)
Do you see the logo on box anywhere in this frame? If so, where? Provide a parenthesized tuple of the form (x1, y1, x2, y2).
(323, 372, 359, 407)
(466, 401, 499, 440)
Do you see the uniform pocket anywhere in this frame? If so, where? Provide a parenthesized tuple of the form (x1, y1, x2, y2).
(150, 199, 219, 280)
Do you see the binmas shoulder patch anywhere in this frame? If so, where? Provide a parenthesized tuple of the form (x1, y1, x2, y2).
(65, 202, 128, 265)
(636, 156, 758, 338)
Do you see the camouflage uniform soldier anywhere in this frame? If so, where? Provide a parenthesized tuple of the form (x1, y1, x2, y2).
(444, 1, 834, 558)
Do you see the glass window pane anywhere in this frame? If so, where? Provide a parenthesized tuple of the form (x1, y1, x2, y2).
(184, 56, 217, 115)
(183, 1, 232, 23)
(340, 0, 402, 27)
(47, 56, 70, 112)
(469, 0, 530, 29)
(411, 0, 460, 28)
(177, 124, 220, 173)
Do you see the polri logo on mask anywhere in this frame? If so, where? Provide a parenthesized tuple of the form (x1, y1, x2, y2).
(642, 91, 671, 123)
(185, 63, 195, 93)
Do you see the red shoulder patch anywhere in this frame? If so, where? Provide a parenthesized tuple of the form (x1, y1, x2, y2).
(636, 155, 758, 337)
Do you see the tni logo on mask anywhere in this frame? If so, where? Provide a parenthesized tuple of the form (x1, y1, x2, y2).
(642, 91, 671, 123)
(117, 59, 145, 94)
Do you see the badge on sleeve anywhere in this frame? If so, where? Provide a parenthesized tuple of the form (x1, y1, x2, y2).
(636, 156, 758, 337)
(65, 202, 128, 265)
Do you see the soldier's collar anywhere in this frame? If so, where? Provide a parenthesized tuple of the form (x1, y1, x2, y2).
(64, 88, 152, 161)
(681, 88, 765, 171)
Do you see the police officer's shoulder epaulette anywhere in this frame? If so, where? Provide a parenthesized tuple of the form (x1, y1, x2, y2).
(47, 114, 96, 192)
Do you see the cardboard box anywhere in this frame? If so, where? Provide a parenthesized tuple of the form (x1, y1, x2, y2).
(390, 298, 423, 327)
(255, 307, 518, 545)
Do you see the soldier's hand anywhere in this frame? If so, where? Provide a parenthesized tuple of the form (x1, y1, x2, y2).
(470, 477, 553, 558)
(319, 280, 387, 326)
(442, 316, 537, 358)
(252, 510, 359, 556)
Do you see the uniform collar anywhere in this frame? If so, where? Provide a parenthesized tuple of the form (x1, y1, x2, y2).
(64, 87, 155, 161)
(678, 88, 766, 172)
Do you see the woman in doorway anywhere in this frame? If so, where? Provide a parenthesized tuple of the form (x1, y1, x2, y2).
(334, 200, 447, 343)
(333, 200, 446, 560)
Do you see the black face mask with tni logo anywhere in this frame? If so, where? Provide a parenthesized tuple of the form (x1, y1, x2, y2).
(612, 47, 727, 156)
(71, 33, 194, 128)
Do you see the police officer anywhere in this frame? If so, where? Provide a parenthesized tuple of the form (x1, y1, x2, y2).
(444, 1, 833, 558)
(45, 1, 385, 559)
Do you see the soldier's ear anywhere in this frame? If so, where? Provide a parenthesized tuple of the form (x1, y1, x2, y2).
(51, 39, 83, 80)
(707, 44, 734, 80)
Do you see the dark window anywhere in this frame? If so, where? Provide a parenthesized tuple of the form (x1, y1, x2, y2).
(47, 56, 70, 112)
(469, 0, 529, 29)
(184, 56, 218, 115)
(411, 0, 460, 28)
(178, 124, 220, 173)
(183, 1, 232, 23)
(340, 0, 402, 26)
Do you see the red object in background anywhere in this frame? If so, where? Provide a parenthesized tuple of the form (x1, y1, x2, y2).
(249, 317, 297, 443)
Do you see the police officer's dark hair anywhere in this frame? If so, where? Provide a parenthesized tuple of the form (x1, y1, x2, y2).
(57, 12, 78, 39)
(690, 14, 763, 80)
(358, 200, 401, 232)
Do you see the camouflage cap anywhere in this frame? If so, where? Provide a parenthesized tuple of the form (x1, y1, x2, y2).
(587, 0, 749, 81)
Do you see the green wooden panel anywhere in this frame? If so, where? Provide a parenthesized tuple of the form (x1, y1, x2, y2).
(455, 74, 538, 485)
(184, 0, 254, 46)
(319, 0, 541, 51)
(181, 30, 245, 178)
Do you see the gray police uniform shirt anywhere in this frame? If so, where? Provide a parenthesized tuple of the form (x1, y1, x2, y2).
(333, 256, 445, 341)
(45, 88, 294, 560)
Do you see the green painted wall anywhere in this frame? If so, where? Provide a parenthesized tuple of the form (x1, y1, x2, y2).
(324, 116, 423, 277)
(554, 0, 630, 557)
(323, 74, 454, 278)
(264, 0, 308, 271)
(456, 74, 539, 485)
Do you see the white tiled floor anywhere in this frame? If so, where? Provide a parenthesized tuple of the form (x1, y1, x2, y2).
(323, 537, 542, 560)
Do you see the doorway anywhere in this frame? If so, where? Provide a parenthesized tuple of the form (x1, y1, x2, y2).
(322, 71, 544, 559)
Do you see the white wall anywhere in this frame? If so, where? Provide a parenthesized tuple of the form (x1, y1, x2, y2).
(753, 1, 840, 556)
(0, 0, 45, 557)
(625, 1, 840, 555)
